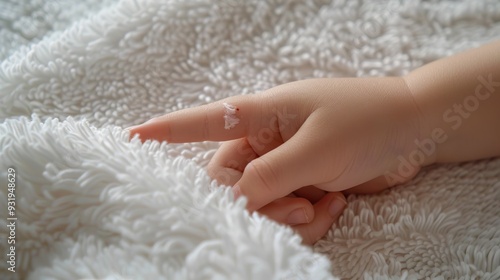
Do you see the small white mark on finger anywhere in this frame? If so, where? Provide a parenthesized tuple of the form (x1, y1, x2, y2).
(223, 102, 240, 129)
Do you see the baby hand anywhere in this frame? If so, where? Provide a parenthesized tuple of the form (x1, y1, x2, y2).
(129, 77, 424, 244)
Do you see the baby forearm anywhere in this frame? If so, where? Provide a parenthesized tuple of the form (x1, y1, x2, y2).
(404, 40, 500, 164)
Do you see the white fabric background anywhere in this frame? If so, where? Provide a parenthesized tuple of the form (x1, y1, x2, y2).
(1, 0, 499, 279)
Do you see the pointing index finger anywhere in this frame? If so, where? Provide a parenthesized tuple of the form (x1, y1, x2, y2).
(129, 95, 256, 143)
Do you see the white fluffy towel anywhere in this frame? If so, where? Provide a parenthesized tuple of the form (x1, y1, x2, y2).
(1, 0, 500, 279)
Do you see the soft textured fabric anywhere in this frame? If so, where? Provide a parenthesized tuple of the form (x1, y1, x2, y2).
(1, 0, 499, 279)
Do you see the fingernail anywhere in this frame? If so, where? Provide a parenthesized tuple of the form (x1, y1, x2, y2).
(125, 125, 139, 131)
(145, 117, 161, 124)
(287, 208, 309, 225)
(328, 196, 347, 218)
